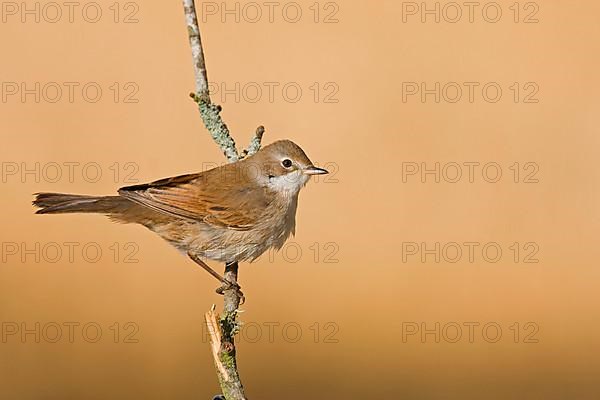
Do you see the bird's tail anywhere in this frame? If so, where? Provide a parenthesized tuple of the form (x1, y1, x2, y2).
(33, 193, 131, 215)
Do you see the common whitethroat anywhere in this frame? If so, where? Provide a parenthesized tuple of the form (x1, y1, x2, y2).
(33, 140, 328, 297)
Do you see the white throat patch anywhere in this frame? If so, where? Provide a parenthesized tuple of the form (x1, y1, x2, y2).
(267, 170, 310, 196)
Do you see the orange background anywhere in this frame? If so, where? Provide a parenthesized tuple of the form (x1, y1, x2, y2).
(1, 1, 599, 399)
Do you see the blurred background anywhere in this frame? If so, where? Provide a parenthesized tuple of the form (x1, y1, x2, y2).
(1, 0, 599, 398)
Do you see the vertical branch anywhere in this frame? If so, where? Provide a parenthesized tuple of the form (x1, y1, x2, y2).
(223, 263, 242, 314)
(182, 1, 264, 399)
(182, 0, 209, 100)
(204, 263, 245, 399)
(205, 304, 245, 400)
(183, 0, 240, 162)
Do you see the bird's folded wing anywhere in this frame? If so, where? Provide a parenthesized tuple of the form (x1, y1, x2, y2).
(118, 172, 270, 230)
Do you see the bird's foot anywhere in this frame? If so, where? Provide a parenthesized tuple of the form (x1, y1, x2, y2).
(216, 280, 245, 304)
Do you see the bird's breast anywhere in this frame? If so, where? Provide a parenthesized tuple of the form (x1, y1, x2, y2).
(254, 193, 298, 252)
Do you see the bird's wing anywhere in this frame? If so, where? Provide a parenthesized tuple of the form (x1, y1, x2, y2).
(118, 170, 271, 230)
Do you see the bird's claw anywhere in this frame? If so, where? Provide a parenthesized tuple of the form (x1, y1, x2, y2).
(216, 280, 245, 304)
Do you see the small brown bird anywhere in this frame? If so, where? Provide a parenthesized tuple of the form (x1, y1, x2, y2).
(33, 140, 327, 295)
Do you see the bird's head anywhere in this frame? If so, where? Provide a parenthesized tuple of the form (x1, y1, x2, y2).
(246, 140, 328, 195)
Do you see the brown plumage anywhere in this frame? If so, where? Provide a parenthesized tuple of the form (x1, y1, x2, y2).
(33, 140, 328, 263)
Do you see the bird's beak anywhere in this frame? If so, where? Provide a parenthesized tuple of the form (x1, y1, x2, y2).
(303, 166, 329, 175)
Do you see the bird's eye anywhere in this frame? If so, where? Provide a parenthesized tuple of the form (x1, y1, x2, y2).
(281, 159, 293, 168)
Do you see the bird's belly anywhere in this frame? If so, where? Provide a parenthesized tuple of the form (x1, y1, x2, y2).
(148, 195, 298, 264)
(151, 217, 294, 263)
(195, 225, 292, 263)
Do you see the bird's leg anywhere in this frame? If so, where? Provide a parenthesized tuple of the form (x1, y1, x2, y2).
(188, 252, 228, 283)
(187, 252, 244, 301)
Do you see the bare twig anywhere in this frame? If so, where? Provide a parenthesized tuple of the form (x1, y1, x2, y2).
(182, 0, 209, 101)
(205, 306, 228, 380)
(240, 126, 265, 159)
(182, 0, 264, 399)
